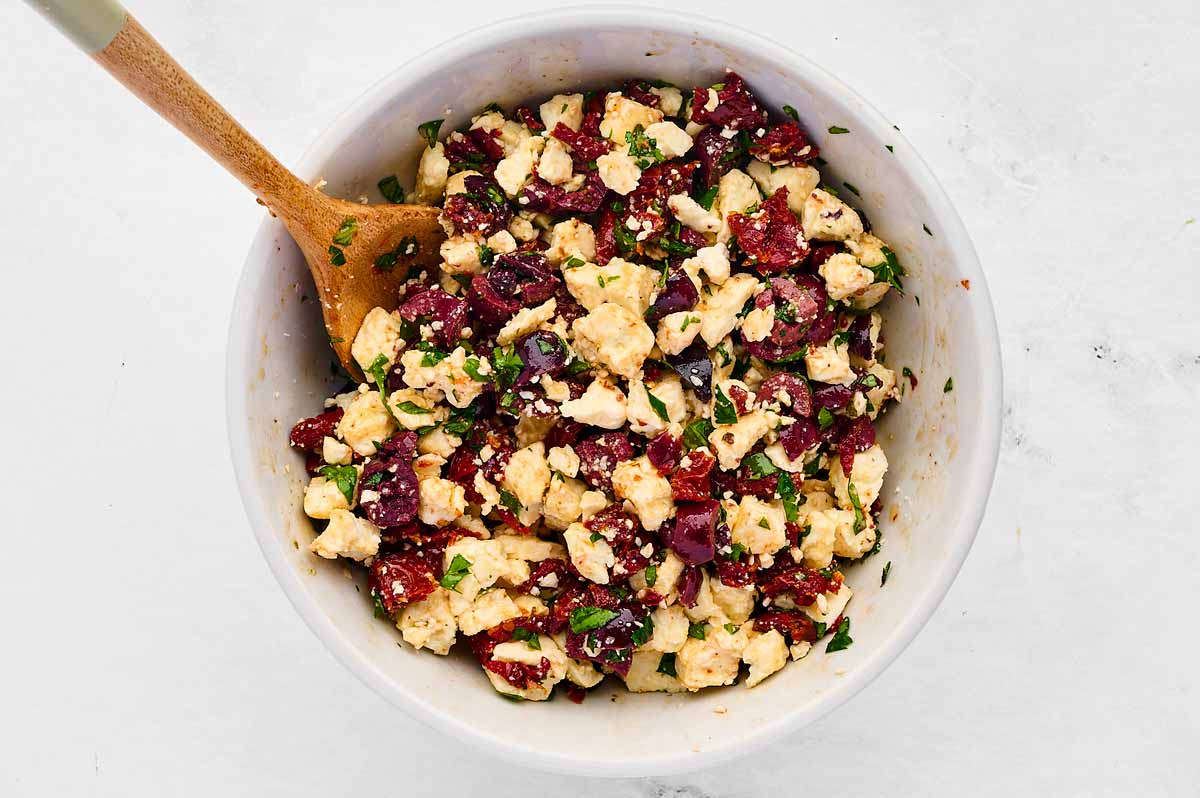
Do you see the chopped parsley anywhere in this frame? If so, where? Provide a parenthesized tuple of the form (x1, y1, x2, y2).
(439, 554, 472, 592)
(687, 621, 707, 640)
(757, 517, 770, 529)
(944, 377, 954, 393)
(630, 614, 655, 647)
(597, 274, 621, 288)
(843, 182, 861, 196)
(868, 247, 906, 292)
(442, 405, 476, 438)
(847, 481, 866, 534)
(683, 418, 714, 450)
(696, 185, 719, 211)
(782, 105, 800, 121)
(644, 564, 658, 587)
(828, 125, 849, 134)
(332, 217, 358, 246)
(744, 452, 777, 478)
(374, 236, 419, 271)
(377, 175, 406, 203)
(723, 623, 739, 635)
(625, 124, 665, 169)
(417, 119, 444, 149)
(328, 245, 346, 266)
(882, 561, 892, 586)
(511, 628, 541, 650)
(366, 353, 401, 424)
(644, 385, 670, 422)
(726, 543, 747, 561)
(463, 356, 488, 382)
(713, 384, 739, 425)
(563, 256, 586, 269)
(394, 400, 432, 416)
(777, 472, 801, 523)
(569, 606, 619, 633)
(680, 315, 699, 331)
(656, 653, 677, 677)
(817, 407, 834, 428)
(885, 144, 895, 153)
(318, 464, 357, 504)
(498, 489, 523, 515)
(491, 346, 523, 388)
(825, 617, 853, 653)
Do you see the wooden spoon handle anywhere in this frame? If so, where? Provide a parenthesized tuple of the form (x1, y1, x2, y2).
(26, 0, 310, 216)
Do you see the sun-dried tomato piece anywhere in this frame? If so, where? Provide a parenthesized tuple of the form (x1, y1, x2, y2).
(837, 415, 876, 475)
(621, 79, 661, 108)
(689, 72, 769, 131)
(551, 122, 611, 162)
(671, 450, 715, 501)
(585, 504, 640, 548)
(757, 373, 813, 417)
(758, 563, 842, 602)
(369, 550, 436, 615)
(467, 126, 505, 162)
(515, 105, 543, 131)
(749, 121, 819, 166)
(753, 610, 818, 644)
(594, 206, 619, 266)
(289, 407, 343, 452)
(727, 187, 809, 274)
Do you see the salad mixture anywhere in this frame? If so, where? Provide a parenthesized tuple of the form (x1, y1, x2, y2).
(289, 73, 905, 701)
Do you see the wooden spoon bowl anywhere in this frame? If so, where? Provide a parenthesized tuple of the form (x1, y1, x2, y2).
(29, 3, 446, 378)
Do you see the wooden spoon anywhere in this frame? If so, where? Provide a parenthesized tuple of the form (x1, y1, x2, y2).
(27, 0, 445, 378)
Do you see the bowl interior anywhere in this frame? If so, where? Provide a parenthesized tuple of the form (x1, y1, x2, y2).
(227, 10, 1000, 777)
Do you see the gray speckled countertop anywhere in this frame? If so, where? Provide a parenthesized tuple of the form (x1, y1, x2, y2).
(0, 1, 1195, 795)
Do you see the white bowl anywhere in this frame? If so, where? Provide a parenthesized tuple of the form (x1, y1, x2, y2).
(226, 6, 1002, 777)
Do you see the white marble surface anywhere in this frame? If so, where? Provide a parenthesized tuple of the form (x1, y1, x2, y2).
(1, 1, 1196, 795)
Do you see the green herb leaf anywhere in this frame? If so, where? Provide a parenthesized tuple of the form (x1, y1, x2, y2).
(817, 407, 834, 429)
(491, 346, 524, 388)
(631, 614, 655, 647)
(828, 125, 850, 134)
(944, 377, 954, 393)
(644, 385, 670, 423)
(680, 315, 699, 332)
(418, 119, 444, 149)
(847, 481, 866, 534)
(868, 247, 906, 292)
(696, 185, 719, 211)
(374, 235, 419, 272)
(365, 353, 401, 424)
(843, 182, 861, 196)
(683, 418, 714, 450)
(441, 405, 476, 438)
(318, 464, 357, 505)
(726, 542, 747, 561)
(782, 105, 800, 122)
(564, 256, 586, 268)
(713, 384, 738, 425)
(814, 621, 828, 638)
(885, 144, 895, 153)
(332, 217, 359, 246)
(625, 123, 666, 169)
(723, 622, 738, 635)
(778, 472, 800, 523)
(394, 401, 432, 416)
(439, 554, 472, 592)
(569, 606, 619, 633)
(745, 452, 778, 478)
(328, 245, 346, 266)
(656, 652, 677, 677)
(923, 223, 933, 236)
(826, 617, 853, 652)
(687, 621, 707, 640)
(498, 489, 523, 515)
(511, 627, 541, 650)
(881, 561, 892, 586)
(644, 564, 658, 587)
(378, 175, 406, 203)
